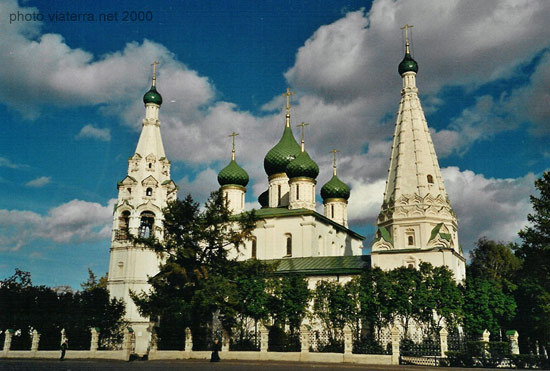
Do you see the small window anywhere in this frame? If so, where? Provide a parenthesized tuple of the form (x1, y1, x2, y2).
(331, 204, 334, 218)
(286, 234, 292, 257)
(127, 187, 132, 194)
(408, 263, 414, 269)
(408, 235, 414, 246)
(296, 184, 300, 200)
(278, 185, 282, 205)
(251, 238, 257, 259)
(146, 187, 153, 196)
(148, 163, 152, 169)
(427, 174, 434, 184)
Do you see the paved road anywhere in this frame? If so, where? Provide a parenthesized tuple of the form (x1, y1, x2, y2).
(0, 359, 503, 371)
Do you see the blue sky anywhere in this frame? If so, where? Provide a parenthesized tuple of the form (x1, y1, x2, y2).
(1, 0, 548, 289)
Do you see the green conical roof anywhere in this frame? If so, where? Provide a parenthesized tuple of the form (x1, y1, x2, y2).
(321, 174, 350, 200)
(143, 85, 163, 106)
(286, 150, 319, 179)
(398, 53, 418, 75)
(264, 126, 301, 176)
(258, 189, 269, 208)
(218, 159, 249, 187)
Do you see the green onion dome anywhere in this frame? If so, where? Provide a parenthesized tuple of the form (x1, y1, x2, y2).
(264, 126, 301, 176)
(286, 151, 319, 180)
(258, 190, 269, 208)
(143, 85, 163, 106)
(218, 159, 249, 187)
(321, 174, 350, 201)
(398, 53, 418, 75)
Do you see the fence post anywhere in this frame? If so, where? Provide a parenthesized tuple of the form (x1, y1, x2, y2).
(344, 325, 353, 355)
(31, 329, 40, 353)
(439, 328, 448, 357)
(185, 327, 193, 352)
(259, 324, 268, 353)
(90, 328, 99, 352)
(300, 325, 309, 353)
(222, 329, 230, 352)
(506, 330, 519, 355)
(60, 328, 68, 345)
(3, 329, 14, 356)
(481, 329, 490, 358)
(391, 326, 400, 365)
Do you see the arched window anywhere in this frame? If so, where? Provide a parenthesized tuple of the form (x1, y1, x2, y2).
(296, 184, 300, 200)
(117, 211, 130, 240)
(331, 204, 334, 218)
(139, 211, 155, 238)
(286, 234, 292, 257)
(427, 174, 434, 184)
(146, 187, 153, 196)
(278, 185, 282, 205)
(148, 163, 152, 169)
(408, 235, 414, 246)
(251, 238, 257, 259)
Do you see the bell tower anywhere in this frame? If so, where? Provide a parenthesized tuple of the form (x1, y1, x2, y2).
(107, 62, 177, 354)
(371, 26, 466, 281)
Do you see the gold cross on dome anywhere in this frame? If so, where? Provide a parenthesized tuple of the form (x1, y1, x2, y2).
(297, 122, 309, 151)
(400, 24, 413, 53)
(331, 149, 340, 175)
(151, 61, 159, 86)
(282, 88, 295, 112)
(228, 132, 239, 160)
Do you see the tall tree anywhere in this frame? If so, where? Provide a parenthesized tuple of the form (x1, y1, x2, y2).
(418, 263, 463, 333)
(462, 276, 516, 339)
(131, 191, 257, 341)
(468, 238, 521, 292)
(515, 171, 550, 353)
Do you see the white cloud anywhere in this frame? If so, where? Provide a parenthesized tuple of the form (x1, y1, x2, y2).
(0, 199, 116, 251)
(25, 176, 51, 188)
(76, 125, 111, 142)
(441, 167, 535, 254)
(0, 156, 26, 169)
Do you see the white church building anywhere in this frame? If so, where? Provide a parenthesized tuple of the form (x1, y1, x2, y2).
(106, 32, 465, 354)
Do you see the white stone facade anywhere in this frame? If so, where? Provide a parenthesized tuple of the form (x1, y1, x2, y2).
(233, 212, 363, 261)
(323, 198, 348, 228)
(288, 178, 316, 211)
(221, 185, 246, 214)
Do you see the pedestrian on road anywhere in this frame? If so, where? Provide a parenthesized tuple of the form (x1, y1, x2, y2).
(210, 338, 221, 362)
(60, 340, 68, 361)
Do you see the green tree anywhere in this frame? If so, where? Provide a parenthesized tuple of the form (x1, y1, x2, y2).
(267, 274, 310, 335)
(313, 280, 350, 341)
(418, 263, 463, 333)
(358, 267, 392, 339)
(387, 266, 423, 338)
(468, 238, 521, 292)
(515, 171, 550, 353)
(462, 276, 516, 339)
(131, 191, 257, 345)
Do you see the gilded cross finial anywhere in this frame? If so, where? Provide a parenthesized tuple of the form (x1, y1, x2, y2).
(151, 61, 159, 87)
(401, 24, 413, 54)
(297, 122, 309, 152)
(331, 149, 340, 176)
(282, 88, 295, 127)
(228, 132, 239, 161)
